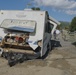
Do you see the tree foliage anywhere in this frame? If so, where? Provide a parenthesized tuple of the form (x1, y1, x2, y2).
(56, 25, 61, 30)
(70, 17, 76, 32)
(59, 21, 70, 30)
(31, 7, 40, 10)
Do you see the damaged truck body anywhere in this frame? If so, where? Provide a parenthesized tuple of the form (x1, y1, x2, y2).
(0, 10, 60, 66)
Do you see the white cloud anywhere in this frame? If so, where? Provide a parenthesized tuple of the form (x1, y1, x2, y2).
(34, 0, 76, 15)
(66, 10, 76, 15)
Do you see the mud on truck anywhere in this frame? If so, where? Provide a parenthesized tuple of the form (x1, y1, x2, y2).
(0, 10, 60, 66)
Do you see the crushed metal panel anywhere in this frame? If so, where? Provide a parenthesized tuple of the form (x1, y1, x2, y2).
(0, 19, 36, 32)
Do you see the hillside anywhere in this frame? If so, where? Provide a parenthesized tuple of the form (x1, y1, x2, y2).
(59, 21, 70, 29)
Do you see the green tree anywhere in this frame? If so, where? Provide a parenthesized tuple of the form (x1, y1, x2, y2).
(70, 17, 76, 32)
(31, 7, 40, 10)
(56, 25, 61, 30)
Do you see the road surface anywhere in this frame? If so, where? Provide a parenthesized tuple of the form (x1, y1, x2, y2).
(0, 33, 76, 75)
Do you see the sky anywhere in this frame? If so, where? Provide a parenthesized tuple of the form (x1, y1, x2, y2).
(0, 0, 76, 22)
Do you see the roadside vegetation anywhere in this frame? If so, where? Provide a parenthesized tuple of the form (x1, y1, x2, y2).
(69, 17, 76, 32)
(58, 17, 76, 46)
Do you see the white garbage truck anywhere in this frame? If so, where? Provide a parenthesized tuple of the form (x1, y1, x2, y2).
(0, 10, 60, 66)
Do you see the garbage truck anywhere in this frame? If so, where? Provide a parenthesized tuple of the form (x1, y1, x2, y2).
(0, 10, 60, 66)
